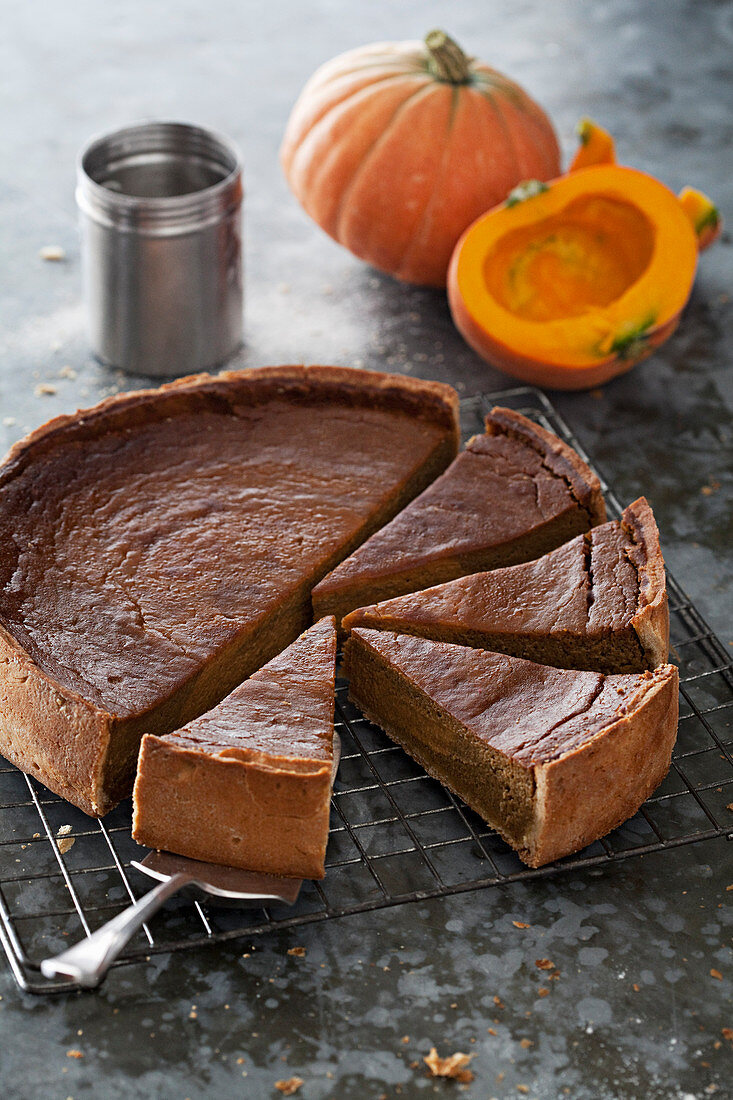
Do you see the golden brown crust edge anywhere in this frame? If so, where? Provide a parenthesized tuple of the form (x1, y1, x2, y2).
(0, 623, 112, 815)
(0, 365, 460, 484)
(525, 664, 679, 867)
(132, 735, 333, 879)
(486, 406, 607, 525)
(621, 497, 670, 668)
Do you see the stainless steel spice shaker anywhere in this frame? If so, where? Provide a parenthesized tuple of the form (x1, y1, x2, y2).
(76, 121, 243, 378)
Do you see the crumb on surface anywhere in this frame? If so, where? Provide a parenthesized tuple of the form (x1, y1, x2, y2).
(35, 383, 57, 396)
(710, 969, 722, 980)
(40, 245, 66, 262)
(535, 958, 555, 970)
(512, 921, 530, 929)
(538, 987, 549, 998)
(424, 1047, 474, 1083)
(287, 947, 306, 958)
(66, 1049, 83, 1059)
(274, 1077, 304, 1095)
(56, 824, 75, 854)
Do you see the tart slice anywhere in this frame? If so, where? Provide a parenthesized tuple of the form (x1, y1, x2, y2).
(344, 628, 678, 867)
(343, 498, 668, 672)
(132, 617, 337, 880)
(313, 407, 606, 628)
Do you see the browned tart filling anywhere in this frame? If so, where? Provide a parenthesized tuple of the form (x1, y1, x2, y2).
(344, 629, 679, 867)
(312, 406, 607, 628)
(0, 366, 459, 815)
(343, 498, 668, 673)
(132, 618, 337, 880)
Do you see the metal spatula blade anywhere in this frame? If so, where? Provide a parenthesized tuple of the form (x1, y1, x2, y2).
(131, 849, 303, 905)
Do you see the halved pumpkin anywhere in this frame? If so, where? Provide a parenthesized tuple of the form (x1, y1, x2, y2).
(447, 164, 699, 390)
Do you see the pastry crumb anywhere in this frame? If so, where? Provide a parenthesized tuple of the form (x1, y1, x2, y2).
(274, 1077, 303, 1095)
(519, 1038, 533, 1048)
(57, 825, 75, 854)
(537, 987, 549, 998)
(722, 1028, 733, 1042)
(40, 245, 66, 262)
(535, 958, 554, 970)
(287, 947, 306, 957)
(2, 417, 16, 427)
(35, 383, 57, 397)
(493, 995, 504, 1007)
(66, 1049, 83, 1059)
(710, 969, 722, 980)
(424, 1047, 474, 1083)
(517, 1087, 529, 1095)
(512, 921, 530, 929)
(58, 366, 77, 380)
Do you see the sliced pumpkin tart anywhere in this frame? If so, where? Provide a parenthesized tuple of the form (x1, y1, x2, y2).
(343, 498, 668, 673)
(344, 628, 679, 867)
(313, 407, 606, 627)
(133, 618, 337, 880)
(0, 366, 458, 815)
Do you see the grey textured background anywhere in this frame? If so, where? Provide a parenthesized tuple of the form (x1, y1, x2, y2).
(0, 1, 731, 1097)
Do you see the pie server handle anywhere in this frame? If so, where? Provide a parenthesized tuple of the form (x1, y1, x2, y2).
(40, 871, 193, 988)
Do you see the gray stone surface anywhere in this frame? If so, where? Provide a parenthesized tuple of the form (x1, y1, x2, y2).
(0, 1, 731, 1097)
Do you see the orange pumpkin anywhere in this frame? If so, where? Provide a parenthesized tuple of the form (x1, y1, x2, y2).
(280, 31, 561, 287)
(447, 165, 700, 390)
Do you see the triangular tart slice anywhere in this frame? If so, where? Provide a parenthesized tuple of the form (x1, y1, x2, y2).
(344, 498, 667, 672)
(132, 617, 337, 879)
(344, 628, 678, 867)
(313, 407, 606, 627)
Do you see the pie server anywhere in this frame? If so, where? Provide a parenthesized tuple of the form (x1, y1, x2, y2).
(41, 734, 340, 988)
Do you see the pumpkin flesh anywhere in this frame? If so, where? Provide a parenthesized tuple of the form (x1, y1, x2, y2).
(448, 165, 699, 389)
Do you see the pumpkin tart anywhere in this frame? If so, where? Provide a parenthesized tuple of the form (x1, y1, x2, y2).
(0, 366, 458, 815)
(344, 628, 679, 867)
(343, 498, 668, 672)
(132, 618, 337, 880)
(312, 407, 606, 628)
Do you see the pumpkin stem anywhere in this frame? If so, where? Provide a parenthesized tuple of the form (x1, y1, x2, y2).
(424, 30, 473, 84)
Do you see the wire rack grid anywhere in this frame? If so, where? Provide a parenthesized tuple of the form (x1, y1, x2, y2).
(0, 386, 731, 994)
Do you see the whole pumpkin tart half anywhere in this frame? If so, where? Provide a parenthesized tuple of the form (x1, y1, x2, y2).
(0, 366, 459, 815)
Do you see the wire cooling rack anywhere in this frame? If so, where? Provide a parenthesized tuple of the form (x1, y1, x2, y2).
(1, 386, 731, 994)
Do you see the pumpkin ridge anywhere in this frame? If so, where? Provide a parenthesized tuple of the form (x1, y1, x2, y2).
(394, 86, 463, 279)
(334, 83, 441, 244)
(474, 71, 559, 171)
(481, 87, 524, 186)
(283, 70, 428, 169)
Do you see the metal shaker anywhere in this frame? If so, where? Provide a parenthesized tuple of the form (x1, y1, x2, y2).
(76, 121, 243, 378)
